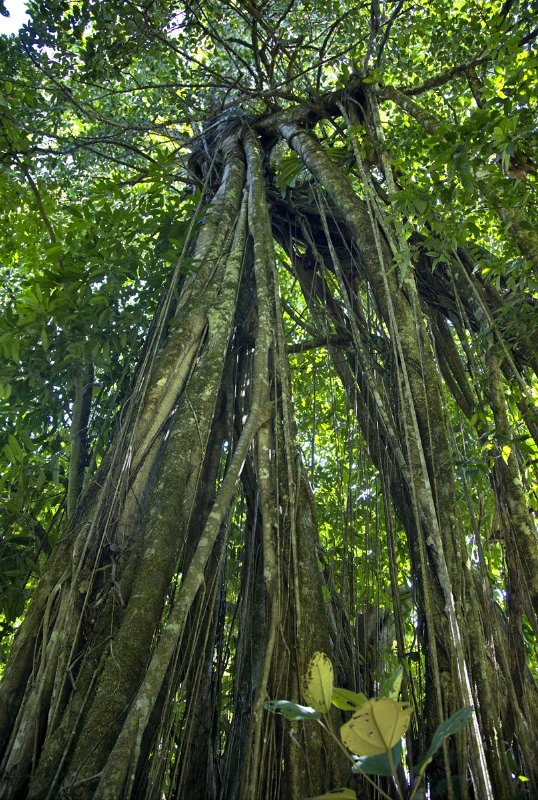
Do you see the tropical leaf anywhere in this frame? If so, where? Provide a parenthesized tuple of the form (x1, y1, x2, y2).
(331, 687, 367, 711)
(264, 700, 321, 721)
(379, 664, 403, 700)
(340, 698, 413, 756)
(274, 150, 302, 192)
(352, 740, 403, 776)
(302, 651, 334, 713)
(416, 707, 473, 775)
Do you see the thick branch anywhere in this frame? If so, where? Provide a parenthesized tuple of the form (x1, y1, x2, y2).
(67, 363, 94, 521)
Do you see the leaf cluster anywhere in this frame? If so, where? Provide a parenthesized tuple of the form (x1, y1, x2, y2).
(266, 653, 473, 799)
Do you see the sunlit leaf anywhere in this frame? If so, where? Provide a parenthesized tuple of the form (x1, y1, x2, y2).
(331, 687, 367, 711)
(302, 652, 334, 713)
(41, 326, 49, 351)
(307, 789, 357, 800)
(341, 698, 413, 756)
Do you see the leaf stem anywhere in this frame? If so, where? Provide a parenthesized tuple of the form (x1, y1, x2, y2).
(316, 719, 396, 800)
(387, 746, 405, 800)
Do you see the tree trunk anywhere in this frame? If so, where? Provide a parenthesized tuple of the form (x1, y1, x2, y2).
(1, 95, 537, 800)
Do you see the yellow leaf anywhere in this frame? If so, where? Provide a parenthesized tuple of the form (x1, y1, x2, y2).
(501, 444, 511, 464)
(340, 698, 413, 756)
(332, 687, 367, 711)
(302, 652, 333, 713)
(307, 789, 357, 800)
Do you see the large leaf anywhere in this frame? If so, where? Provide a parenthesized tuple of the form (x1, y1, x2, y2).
(274, 150, 302, 193)
(264, 700, 321, 721)
(416, 707, 473, 774)
(307, 789, 357, 800)
(302, 652, 334, 713)
(379, 664, 403, 700)
(332, 687, 367, 711)
(341, 698, 413, 756)
(352, 740, 403, 776)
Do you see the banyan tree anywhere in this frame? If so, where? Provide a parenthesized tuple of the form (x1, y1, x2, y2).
(0, 1, 537, 797)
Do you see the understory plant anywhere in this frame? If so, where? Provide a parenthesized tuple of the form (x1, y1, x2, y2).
(266, 653, 473, 799)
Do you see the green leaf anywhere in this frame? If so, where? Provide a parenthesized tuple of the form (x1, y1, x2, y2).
(416, 707, 473, 775)
(380, 664, 403, 700)
(326, 146, 347, 165)
(3, 334, 20, 362)
(307, 790, 357, 800)
(264, 700, 321, 721)
(44, 243, 65, 259)
(7, 434, 24, 463)
(274, 151, 302, 192)
(41, 326, 50, 351)
(352, 740, 403, 776)
(331, 687, 367, 711)
(17, 431, 35, 452)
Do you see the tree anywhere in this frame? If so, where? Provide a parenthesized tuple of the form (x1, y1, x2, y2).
(0, 1, 537, 798)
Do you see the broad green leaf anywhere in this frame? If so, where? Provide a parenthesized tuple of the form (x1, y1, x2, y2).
(307, 790, 356, 800)
(326, 145, 347, 165)
(274, 151, 302, 192)
(352, 740, 403, 776)
(18, 431, 35, 451)
(341, 698, 413, 756)
(41, 327, 50, 351)
(8, 434, 24, 463)
(5, 336, 20, 362)
(302, 652, 334, 713)
(380, 664, 403, 700)
(331, 687, 367, 711)
(264, 700, 321, 721)
(416, 707, 473, 775)
(44, 243, 65, 259)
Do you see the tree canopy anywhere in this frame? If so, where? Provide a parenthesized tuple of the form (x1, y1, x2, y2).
(0, 1, 537, 798)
